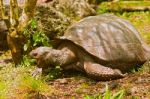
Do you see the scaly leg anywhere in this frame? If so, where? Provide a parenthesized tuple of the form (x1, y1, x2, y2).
(84, 62, 125, 81)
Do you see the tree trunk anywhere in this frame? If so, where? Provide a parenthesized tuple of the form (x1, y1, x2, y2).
(0, 0, 37, 65)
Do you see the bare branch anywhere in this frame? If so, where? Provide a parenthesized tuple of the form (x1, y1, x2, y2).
(23, 0, 37, 18)
(0, 0, 5, 18)
(0, 0, 10, 29)
(19, 0, 37, 31)
(10, 0, 19, 28)
(4, 0, 38, 65)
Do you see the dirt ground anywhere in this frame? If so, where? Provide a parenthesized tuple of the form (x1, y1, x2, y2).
(45, 71, 150, 99)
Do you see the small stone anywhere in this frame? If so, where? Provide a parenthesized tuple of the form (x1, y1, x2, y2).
(78, 79, 86, 84)
(131, 86, 138, 94)
(56, 78, 68, 84)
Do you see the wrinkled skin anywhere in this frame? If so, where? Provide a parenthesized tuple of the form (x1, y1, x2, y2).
(30, 14, 150, 80)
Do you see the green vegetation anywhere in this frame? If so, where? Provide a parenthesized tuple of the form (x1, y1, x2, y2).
(0, 82, 7, 99)
(115, 1, 150, 7)
(97, 1, 150, 13)
(44, 66, 62, 81)
(23, 18, 52, 52)
(0, 64, 55, 99)
(84, 84, 124, 99)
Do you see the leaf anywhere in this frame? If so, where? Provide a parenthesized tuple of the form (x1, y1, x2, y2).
(104, 84, 111, 99)
(94, 93, 102, 99)
(112, 90, 124, 99)
(29, 18, 38, 29)
(83, 95, 92, 99)
(23, 40, 30, 51)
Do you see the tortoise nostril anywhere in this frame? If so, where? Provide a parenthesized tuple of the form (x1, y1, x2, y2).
(33, 53, 37, 57)
(29, 52, 38, 57)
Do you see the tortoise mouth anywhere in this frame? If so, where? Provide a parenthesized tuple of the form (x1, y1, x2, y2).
(29, 51, 38, 59)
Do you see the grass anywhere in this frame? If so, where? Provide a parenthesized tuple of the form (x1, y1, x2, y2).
(116, 1, 150, 7)
(83, 84, 124, 99)
(97, 1, 150, 13)
(15, 75, 54, 98)
(0, 82, 7, 99)
(0, 64, 56, 98)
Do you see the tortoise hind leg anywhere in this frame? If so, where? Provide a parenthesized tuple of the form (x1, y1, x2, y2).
(84, 62, 125, 81)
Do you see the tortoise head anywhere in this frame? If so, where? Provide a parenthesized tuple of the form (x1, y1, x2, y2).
(29, 47, 52, 59)
(29, 47, 54, 69)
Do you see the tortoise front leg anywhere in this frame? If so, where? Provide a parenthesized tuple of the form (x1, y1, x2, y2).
(62, 61, 84, 72)
(84, 62, 125, 81)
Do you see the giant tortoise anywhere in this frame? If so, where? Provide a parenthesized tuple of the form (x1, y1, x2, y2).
(30, 14, 150, 80)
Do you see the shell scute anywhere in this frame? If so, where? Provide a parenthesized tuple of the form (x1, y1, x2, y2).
(61, 14, 146, 62)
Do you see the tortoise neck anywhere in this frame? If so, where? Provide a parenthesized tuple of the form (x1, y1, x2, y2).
(49, 48, 77, 66)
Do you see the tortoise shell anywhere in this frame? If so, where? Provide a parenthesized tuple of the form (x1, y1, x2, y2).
(60, 14, 148, 64)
